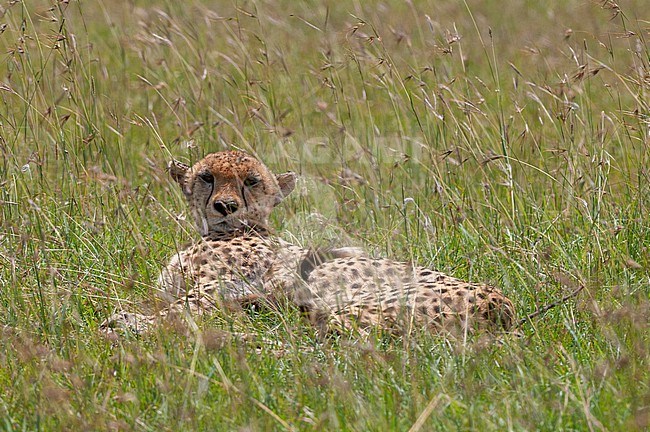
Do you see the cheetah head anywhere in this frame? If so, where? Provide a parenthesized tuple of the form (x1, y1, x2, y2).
(168, 151, 296, 234)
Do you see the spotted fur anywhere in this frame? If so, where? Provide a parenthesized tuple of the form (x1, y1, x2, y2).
(102, 151, 516, 336)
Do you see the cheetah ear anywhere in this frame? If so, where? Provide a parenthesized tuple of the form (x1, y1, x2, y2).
(168, 160, 192, 195)
(275, 172, 296, 204)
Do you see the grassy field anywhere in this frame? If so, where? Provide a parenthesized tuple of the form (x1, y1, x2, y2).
(0, 0, 649, 430)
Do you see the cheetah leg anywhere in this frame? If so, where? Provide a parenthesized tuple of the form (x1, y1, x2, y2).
(300, 305, 372, 340)
(100, 311, 157, 335)
(100, 290, 216, 337)
(101, 309, 293, 353)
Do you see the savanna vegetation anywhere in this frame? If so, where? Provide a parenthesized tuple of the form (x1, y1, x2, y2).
(0, 0, 649, 430)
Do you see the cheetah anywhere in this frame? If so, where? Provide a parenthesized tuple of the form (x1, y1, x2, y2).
(102, 150, 516, 337)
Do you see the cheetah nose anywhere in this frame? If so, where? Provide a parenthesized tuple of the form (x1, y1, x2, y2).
(214, 199, 239, 216)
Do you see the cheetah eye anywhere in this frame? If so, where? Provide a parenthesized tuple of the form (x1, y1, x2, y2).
(243, 176, 261, 187)
(198, 172, 214, 183)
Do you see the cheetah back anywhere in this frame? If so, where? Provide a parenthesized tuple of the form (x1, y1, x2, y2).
(298, 257, 515, 334)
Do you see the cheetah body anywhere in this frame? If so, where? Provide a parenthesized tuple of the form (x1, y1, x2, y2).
(103, 151, 515, 335)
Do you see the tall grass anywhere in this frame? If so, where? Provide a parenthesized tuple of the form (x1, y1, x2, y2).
(0, 0, 648, 430)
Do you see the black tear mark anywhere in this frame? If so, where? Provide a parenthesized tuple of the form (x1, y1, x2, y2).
(205, 181, 214, 209)
(241, 185, 249, 209)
